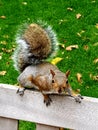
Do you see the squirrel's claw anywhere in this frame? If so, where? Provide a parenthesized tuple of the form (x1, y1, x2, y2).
(16, 88, 25, 96)
(43, 94, 52, 106)
(74, 94, 83, 103)
(44, 97, 52, 106)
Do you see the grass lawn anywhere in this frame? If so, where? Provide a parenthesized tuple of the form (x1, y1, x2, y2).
(0, 0, 98, 129)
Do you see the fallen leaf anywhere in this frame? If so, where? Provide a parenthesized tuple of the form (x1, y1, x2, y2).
(90, 74, 98, 81)
(59, 44, 65, 49)
(91, 0, 96, 3)
(59, 19, 67, 24)
(0, 56, 2, 60)
(66, 45, 78, 51)
(93, 42, 98, 46)
(51, 57, 63, 65)
(0, 41, 7, 45)
(0, 71, 6, 76)
(0, 53, 3, 60)
(22, 2, 27, 5)
(77, 32, 81, 37)
(67, 7, 73, 11)
(76, 89, 81, 93)
(76, 73, 82, 83)
(93, 75, 98, 81)
(3, 35, 9, 39)
(62, 52, 64, 55)
(89, 73, 93, 79)
(2, 48, 13, 53)
(77, 30, 85, 37)
(0, 16, 6, 19)
(86, 86, 90, 89)
(83, 45, 89, 51)
(95, 23, 98, 29)
(93, 58, 98, 64)
(76, 13, 82, 19)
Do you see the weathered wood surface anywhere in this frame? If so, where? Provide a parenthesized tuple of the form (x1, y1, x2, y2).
(0, 83, 98, 130)
(0, 117, 18, 130)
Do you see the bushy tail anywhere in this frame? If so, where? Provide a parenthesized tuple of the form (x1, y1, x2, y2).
(13, 21, 59, 72)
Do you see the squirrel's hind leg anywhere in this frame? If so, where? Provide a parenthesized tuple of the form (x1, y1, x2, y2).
(17, 85, 25, 96)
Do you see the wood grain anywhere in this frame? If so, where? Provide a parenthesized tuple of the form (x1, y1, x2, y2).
(0, 83, 98, 130)
(0, 117, 18, 130)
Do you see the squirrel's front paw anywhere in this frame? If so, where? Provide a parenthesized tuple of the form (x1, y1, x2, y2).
(43, 95, 52, 106)
(16, 88, 25, 96)
(74, 94, 83, 103)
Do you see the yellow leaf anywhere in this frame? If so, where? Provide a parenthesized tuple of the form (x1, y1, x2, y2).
(76, 73, 82, 83)
(0, 41, 7, 45)
(67, 7, 73, 11)
(93, 42, 98, 46)
(76, 13, 82, 19)
(0, 53, 3, 60)
(66, 45, 78, 51)
(51, 57, 63, 65)
(0, 16, 5, 19)
(59, 44, 65, 49)
(22, 2, 27, 5)
(95, 23, 98, 29)
(93, 58, 98, 64)
(93, 75, 98, 81)
(0, 71, 6, 76)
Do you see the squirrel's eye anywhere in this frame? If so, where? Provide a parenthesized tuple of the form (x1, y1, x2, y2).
(66, 80, 68, 84)
(52, 79, 55, 83)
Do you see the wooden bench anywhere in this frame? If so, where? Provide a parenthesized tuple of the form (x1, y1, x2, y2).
(0, 83, 98, 130)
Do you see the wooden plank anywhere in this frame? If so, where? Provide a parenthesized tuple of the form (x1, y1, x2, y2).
(0, 117, 18, 130)
(0, 83, 98, 130)
(36, 124, 59, 130)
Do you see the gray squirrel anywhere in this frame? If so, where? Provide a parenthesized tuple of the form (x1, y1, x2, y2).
(13, 21, 83, 106)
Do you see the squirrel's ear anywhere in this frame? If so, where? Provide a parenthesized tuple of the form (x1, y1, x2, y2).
(65, 70, 70, 77)
(50, 69, 55, 78)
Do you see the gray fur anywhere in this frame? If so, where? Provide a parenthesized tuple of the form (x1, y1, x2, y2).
(13, 21, 59, 72)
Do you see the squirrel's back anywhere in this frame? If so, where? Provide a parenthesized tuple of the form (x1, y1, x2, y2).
(13, 21, 59, 72)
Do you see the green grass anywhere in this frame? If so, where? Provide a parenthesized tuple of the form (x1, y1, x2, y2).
(0, 0, 98, 129)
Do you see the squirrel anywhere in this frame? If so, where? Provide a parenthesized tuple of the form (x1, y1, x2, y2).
(13, 21, 83, 106)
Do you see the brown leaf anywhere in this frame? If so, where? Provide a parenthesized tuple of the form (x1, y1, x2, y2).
(93, 58, 98, 64)
(0, 71, 6, 76)
(76, 73, 82, 83)
(83, 45, 89, 51)
(76, 13, 82, 19)
(66, 45, 78, 51)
